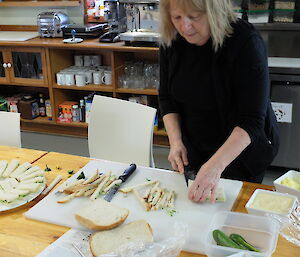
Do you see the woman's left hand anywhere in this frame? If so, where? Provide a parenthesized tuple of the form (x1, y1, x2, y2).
(188, 163, 222, 203)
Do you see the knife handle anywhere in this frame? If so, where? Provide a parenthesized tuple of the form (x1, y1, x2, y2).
(119, 163, 136, 183)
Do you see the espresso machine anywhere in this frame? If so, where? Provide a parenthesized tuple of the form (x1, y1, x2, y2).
(99, 0, 127, 42)
(119, 0, 160, 45)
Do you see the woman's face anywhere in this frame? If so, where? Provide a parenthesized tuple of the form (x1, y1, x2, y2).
(169, 0, 211, 46)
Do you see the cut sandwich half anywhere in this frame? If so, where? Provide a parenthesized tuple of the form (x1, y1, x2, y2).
(90, 219, 153, 257)
(75, 198, 129, 230)
(188, 179, 226, 202)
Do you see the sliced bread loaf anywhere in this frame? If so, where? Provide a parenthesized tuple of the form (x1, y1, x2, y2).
(75, 198, 129, 230)
(90, 219, 153, 256)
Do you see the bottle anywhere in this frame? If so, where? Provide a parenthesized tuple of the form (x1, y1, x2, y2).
(79, 99, 86, 122)
(45, 99, 52, 119)
(38, 93, 46, 117)
(72, 104, 80, 122)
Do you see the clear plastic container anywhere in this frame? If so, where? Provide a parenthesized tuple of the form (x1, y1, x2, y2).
(274, 170, 300, 200)
(247, 11, 270, 23)
(245, 189, 297, 217)
(273, 10, 294, 23)
(205, 211, 279, 257)
(232, 0, 243, 10)
(274, 0, 295, 10)
(248, 0, 270, 11)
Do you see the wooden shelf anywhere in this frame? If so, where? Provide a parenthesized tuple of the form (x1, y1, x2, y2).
(4, 82, 48, 88)
(21, 116, 54, 124)
(116, 88, 158, 95)
(0, 1, 80, 7)
(154, 129, 167, 136)
(56, 121, 88, 128)
(53, 84, 113, 93)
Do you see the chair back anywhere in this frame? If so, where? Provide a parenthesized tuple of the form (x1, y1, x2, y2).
(88, 95, 157, 167)
(0, 111, 21, 147)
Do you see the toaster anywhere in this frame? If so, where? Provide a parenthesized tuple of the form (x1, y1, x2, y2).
(37, 12, 70, 38)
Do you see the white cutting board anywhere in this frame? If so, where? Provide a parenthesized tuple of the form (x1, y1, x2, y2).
(0, 31, 38, 41)
(25, 160, 243, 254)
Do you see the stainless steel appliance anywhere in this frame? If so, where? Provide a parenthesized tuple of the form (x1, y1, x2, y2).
(37, 12, 70, 38)
(270, 66, 300, 169)
(99, 0, 127, 42)
(119, 0, 160, 45)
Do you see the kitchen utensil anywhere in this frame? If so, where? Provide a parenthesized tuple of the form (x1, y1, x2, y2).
(104, 163, 137, 202)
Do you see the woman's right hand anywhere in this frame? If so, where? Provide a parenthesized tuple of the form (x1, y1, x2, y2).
(168, 141, 189, 174)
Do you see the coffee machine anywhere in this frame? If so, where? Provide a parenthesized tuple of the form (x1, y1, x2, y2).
(119, 0, 160, 45)
(99, 0, 127, 42)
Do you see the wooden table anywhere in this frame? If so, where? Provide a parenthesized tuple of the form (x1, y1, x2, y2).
(0, 148, 299, 257)
(0, 145, 47, 163)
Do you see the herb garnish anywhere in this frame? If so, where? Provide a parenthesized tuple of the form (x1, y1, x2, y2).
(44, 164, 51, 172)
(77, 171, 85, 180)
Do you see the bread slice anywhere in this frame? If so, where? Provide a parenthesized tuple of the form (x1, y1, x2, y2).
(75, 198, 129, 230)
(90, 220, 153, 257)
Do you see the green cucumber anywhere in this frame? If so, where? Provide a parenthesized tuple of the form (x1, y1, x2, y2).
(229, 234, 261, 252)
(212, 230, 244, 250)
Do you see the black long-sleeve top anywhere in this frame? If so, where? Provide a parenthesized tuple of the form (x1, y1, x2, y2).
(158, 19, 279, 177)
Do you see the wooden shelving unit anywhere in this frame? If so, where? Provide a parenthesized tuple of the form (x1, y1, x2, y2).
(21, 116, 54, 124)
(0, 38, 169, 145)
(116, 88, 158, 95)
(53, 84, 114, 93)
(0, 1, 80, 7)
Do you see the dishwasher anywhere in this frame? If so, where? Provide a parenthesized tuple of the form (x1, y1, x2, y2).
(270, 66, 300, 169)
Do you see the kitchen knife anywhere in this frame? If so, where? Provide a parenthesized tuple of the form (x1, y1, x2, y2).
(184, 165, 197, 187)
(104, 163, 137, 202)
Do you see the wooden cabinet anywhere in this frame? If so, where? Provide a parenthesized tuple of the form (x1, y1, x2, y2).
(0, 40, 169, 145)
(0, 47, 48, 87)
(0, 49, 11, 84)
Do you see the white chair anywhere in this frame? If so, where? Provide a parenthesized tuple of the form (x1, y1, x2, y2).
(0, 111, 21, 147)
(88, 95, 157, 167)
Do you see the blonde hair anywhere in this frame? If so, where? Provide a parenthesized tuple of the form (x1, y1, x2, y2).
(160, 0, 237, 51)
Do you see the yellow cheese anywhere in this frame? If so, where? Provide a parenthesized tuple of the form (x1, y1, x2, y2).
(250, 193, 294, 215)
(281, 177, 300, 190)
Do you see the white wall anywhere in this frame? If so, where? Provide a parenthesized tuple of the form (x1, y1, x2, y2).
(0, 4, 84, 25)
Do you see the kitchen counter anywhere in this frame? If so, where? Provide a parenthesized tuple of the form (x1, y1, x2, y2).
(0, 37, 159, 52)
(0, 147, 298, 257)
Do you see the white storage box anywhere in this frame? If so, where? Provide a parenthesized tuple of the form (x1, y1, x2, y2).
(228, 252, 253, 257)
(274, 170, 300, 200)
(245, 189, 297, 217)
(205, 211, 279, 257)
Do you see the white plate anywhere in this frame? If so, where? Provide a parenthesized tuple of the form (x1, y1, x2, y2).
(0, 179, 46, 212)
(63, 38, 83, 44)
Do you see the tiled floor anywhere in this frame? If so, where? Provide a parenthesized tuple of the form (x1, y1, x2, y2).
(21, 131, 286, 186)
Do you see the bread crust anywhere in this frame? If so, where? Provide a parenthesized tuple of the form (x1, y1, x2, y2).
(75, 210, 129, 230)
(89, 220, 153, 257)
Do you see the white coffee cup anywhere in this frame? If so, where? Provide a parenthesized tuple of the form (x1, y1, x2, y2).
(74, 55, 84, 66)
(91, 55, 101, 66)
(64, 73, 75, 86)
(84, 55, 92, 67)
(75, 74, 88, 87)
(56, 72, 65, 85)
(101, 70, 112, 85)
(93, 71, 103, 85)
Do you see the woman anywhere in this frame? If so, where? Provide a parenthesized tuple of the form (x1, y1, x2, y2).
(158, 0, 279, 203)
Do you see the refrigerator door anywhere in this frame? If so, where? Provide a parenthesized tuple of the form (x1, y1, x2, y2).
(271, 81, 300, 169)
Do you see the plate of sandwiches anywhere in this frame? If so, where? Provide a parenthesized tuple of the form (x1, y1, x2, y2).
(0, 159, 45, 212)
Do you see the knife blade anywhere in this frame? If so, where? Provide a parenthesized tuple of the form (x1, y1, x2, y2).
(104, 163, 137, 202)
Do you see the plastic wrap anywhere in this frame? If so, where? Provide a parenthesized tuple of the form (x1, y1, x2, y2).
(267, 200, 300, 246)
(101, 222, 189, 257)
